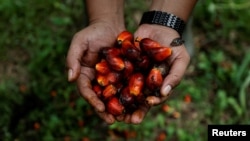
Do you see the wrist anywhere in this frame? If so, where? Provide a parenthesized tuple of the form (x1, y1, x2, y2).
(89, 17, 125, 34)
(86, 0, 125, 33)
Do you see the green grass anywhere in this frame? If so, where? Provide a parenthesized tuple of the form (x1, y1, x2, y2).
(0, 0, 249, 141)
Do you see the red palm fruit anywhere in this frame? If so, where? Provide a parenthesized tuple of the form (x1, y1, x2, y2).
(129, 73, 144, 96)
(146, 46, 172, 62)
(123, 59, 134, 78)
(140, 38, 161, 51)
(121, 40, 141, 61)
(146, 67, 163, 90)
(120, 86, 135, 106)
(120, 87, 138, 113)
(100, 47, 121, 57)
(106, 97, 125, 116)
(96, 73, 109, 86)
(117, 31, 133, 45)
(95, 59, 110, 75)
(120, 39, 132, 56)
(136, 55, 151, 70)
(102, 84, 117, 100)
(126, 47, 141, 61)
(106, 71, 121, 84)
(92, 84, 102, 98)
(106, 55, 125, 71)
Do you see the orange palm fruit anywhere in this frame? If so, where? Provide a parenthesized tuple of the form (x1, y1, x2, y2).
(96, 73, 109, 86)
(140, 38, 161, 51)
(95, 59, 110, 75)
(106, 97, 125, 116)
(128, 73, 144, 96)
(146, 67, 163, 90)
(121, 40, 141, 61)
(102, 84, 117, 100)
(123, 59, 134, 78)
(117, 31, 133, 45)
(146, 47, 172, 62)
(134, 37, 142, 49)
(106, 55, 125, 71)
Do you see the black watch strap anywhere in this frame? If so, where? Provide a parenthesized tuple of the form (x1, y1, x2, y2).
(139, 11, 186, 36)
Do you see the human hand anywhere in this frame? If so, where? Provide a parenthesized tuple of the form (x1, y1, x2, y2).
(66, 21, 125, 124)
(116, 24, 190, 123)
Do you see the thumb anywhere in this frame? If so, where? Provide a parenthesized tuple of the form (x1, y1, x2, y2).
(160, 50, 190, 96)
(66, 37, 88, 82)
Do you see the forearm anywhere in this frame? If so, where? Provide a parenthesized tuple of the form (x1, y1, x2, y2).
(86, 0, 125, 29)
(149, 0, 198, 22)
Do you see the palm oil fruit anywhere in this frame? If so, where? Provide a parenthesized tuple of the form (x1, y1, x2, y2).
(106, 97, 125, 116)
(91, 30, 172, 116)
(117, 30, 133, 45)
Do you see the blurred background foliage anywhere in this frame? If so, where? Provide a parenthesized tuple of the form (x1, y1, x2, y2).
(0, 0, 249, 141)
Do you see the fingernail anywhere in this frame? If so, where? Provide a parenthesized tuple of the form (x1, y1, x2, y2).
(161, 85, 172, 97)
(146, 98, 154, 106)
(132, 113, 143, 124)
(68, 69, 73, 81)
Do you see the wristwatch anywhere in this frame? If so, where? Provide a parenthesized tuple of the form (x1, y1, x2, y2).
(139, 11, 186, 36)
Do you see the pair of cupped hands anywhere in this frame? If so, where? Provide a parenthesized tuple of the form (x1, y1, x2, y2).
(66, 21, 190, 124)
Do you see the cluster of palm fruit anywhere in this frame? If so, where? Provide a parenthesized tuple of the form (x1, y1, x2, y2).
(91, 31, 172, 116)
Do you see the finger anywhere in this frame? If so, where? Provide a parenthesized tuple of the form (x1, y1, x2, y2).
(146, 95, 170, 106)
(77, 67, 105, 112)
(131, 103, 150, 124)
(115, 114, 125, 122)
(77, 67, 116, 124)
(95, 110, 116, 124)
(124, 114, 132, 124)
(66, 32, 88, 82)
(161, 48, 190, 96)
